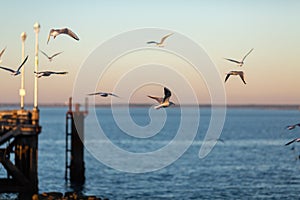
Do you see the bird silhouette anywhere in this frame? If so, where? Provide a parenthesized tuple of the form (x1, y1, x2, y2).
(34, 71, 68, 78)
(40, 50, 63, 62)
(47, 28, 79, 44)
(0, 55, 28, 76)
(225, 71, 246, 84)
(148, 87, 175, 109)
(147, 33, 173, 47)
(224, 48, 254, 67)
(88, 92, 119, 98)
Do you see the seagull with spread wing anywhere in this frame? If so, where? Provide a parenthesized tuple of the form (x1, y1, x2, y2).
(224, 48, 254, 67)
(47, 28, 79, 44)
(34, 71, 68, 78)
(88, 92, 119, 98)
(147, 87, 175, 109)
(0, 47, 6, 63)
(0, 55, 28, 76)
(147, 33, 173, 47)
(40, 50, 63, 62)
(225, 71, 246, 84)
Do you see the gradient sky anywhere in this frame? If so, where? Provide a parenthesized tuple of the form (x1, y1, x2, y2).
(0, 1, 299, 105)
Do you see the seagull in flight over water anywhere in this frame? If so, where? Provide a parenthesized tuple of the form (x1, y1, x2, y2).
(47, 28, 79, 44)
(0, 55, 28, 76)
(147, 87, 175, 109)
(88, 92, 119, 98)
(147, 33, 173, 47)
(40, 50, 63, 62)
(286, 123, 300, 130)
(224, 48, 254, 67)
(225, 71, 246, 84)
(34, 71, 68, 78)
(285, 138, 300, 146)
(0, 47, 6, 63)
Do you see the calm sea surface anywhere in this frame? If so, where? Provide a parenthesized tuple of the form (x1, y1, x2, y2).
(1, 106, 300, 199)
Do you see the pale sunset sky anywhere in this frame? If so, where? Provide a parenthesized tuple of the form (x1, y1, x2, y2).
(0, 1, 299, 105)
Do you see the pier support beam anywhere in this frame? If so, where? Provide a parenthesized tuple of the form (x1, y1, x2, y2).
(0, 109, 41, 199)
(65, 98, 87, 187)
(15, 135, 39, 194)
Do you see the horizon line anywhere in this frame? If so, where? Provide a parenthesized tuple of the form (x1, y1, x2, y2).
(0, 103, 299, 110)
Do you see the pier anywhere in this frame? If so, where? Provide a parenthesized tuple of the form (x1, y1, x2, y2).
(0, 22, 98, 199)
(0, 22, 42, 198)
(0, 108, 41, 197)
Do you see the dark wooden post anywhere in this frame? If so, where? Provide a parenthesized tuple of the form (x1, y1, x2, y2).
(65, 98, 86, 186)
(15, 134, 39, 199)
(70, 107, 85, 185)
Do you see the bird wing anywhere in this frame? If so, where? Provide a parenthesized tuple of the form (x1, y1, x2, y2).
(286, 125, 295, 130)
(50, 51, 63, 59)
(285, 138, 298, 146)
(224, 58, 241, 64)
(88, 92, 101, 96)
(238, 73, 246, 84)
(0, 66, 15, 73)
(241, 48, 254, 62)
(53, 71, 68, 75)
(16, 55, 29, 72)
(47, 31, 52, 44)
(224, 74, 231, 82)
(154, 104, 164, 109)
(163, 87, 172, 103)
(40, 50, 50, 59)
(0, 47, 6, 58)
(160, 33, 173, 44)
(147, 95, 163, 104)
(147, 41, 158, 44)
(108, 93, 120, 98)
(64, 28, 80, 41)
(39, 71, 52, 74)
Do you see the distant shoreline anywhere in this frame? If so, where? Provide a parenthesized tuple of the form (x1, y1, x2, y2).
(0, 103, 299, 110)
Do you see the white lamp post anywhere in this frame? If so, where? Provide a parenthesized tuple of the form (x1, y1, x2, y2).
(33, 22, 40, 109)
(20, 32, 27, 109)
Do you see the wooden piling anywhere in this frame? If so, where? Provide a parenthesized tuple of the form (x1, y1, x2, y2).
(65, 98, 87, 186)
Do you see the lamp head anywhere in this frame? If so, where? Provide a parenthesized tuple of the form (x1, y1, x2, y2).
(21, 32, 27, 41)
(33, 22, 40, 33)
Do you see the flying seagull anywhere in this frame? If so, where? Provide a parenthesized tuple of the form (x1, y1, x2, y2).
(147, 33, 173, 47)
(147, 87, 175, 109)
(0, 55, 28, 76)
(40, 50, 63, 62)
(47, 28, 79, 44)
(225, 71, 246, 84)
(286, 123, 300, 130)
(285, 138, 300, 146)
(0, 47, 6, 63)
(88, 92, 119, 98)
(224, 48, 254, 67)
(34, 71, 68, 78)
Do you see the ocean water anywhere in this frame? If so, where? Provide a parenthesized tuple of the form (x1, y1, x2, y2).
(1, 106, 300, 199)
